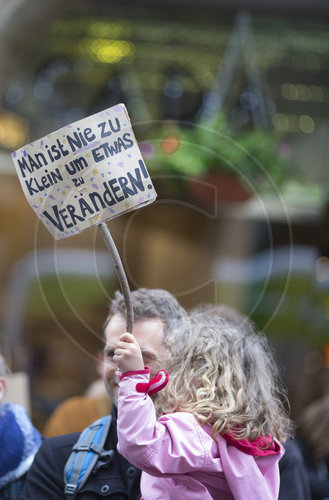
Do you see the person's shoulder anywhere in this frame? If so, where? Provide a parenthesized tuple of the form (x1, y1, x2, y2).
(158, 411, 206, 435)
(159, 411, 197, 423)
(280, 438, 304, 467)
(283, 438, 303, 458)
(46, 431, 81, 445)
(40, 431, 81, 457)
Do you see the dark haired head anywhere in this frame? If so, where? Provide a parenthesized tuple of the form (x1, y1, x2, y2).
(104, 288, 186, 337)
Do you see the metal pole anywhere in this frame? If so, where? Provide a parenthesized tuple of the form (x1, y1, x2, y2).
(98, 222, 134, 333)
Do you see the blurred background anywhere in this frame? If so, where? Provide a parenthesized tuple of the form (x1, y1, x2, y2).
(0, 0, 328, 429)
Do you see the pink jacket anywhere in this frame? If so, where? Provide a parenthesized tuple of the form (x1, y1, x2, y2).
(117, 369, 284, 500)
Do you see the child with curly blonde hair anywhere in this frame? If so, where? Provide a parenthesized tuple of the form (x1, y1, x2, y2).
(114, 313, 292, 499)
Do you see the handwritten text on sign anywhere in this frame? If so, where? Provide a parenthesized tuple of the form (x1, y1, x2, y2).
(12, 104, 157, 239)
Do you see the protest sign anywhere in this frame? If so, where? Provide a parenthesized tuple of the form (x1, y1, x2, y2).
(12, 103, 157, 240)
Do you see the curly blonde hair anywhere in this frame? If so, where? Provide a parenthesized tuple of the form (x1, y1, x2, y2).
(157, 313, 292, 443)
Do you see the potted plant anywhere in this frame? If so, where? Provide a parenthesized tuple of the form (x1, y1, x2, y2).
(142, 115, 294, 204)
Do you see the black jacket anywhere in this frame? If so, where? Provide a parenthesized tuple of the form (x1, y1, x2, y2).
(19, 407, 141, 499)
(278, 438, 312, 500)
(298, 439, 329, 500)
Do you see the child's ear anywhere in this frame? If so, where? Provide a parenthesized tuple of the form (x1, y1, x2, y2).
(0, 376, 7, 402)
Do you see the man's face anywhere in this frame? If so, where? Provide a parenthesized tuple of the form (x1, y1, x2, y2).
(103, 313, 165, 405)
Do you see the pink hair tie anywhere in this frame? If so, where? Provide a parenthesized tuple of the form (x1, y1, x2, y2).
(136, 369, 169, 396)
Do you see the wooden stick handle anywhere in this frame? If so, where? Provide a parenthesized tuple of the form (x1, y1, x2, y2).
(98, 222, 134, 333)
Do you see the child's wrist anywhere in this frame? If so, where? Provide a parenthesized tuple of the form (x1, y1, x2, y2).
(120, 367, 150, 381)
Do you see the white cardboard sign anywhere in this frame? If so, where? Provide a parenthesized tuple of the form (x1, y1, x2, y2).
(12, 104, 157, 240)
